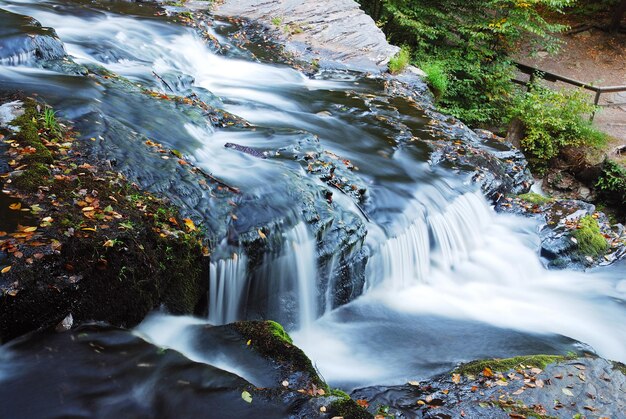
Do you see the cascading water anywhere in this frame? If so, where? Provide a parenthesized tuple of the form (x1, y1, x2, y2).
(208, 253, 248, 325)
(0, 0, 625, 402)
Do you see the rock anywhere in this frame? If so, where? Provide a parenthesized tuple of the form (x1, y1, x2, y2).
(55, 313, 73, 332)
(0, 321, 370, 418)
(496, 196, 626, 269)
(352, 356, 626, 419)
(0, 9, 66, 66)
(213, 0, 399, 72)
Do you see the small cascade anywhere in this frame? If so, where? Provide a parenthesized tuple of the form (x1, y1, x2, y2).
(286, 222, 318, 329)
(259, 221, 318, 329)
(0, 51, 36, 66)
(366, 191, 492, 290)
(427, 191, 491, 270)
(208, 253, 248, 325)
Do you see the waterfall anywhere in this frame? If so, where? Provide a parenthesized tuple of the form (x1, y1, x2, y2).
(208, 253, 248, 325)
(366, 191, 492, 290)
(286, 222, 318, 329)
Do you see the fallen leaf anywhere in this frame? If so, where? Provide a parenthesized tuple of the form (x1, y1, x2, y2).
(319, 406, 326, 413)
(408, 381, 420, 386)
(483, 367, 494, 377)
(24, 227, 37, 233)
(9, 203, 21, 210)
(562, 388, 574, 397)
(183, 218, 196, 232)
(258, 229, 267, 240)
(452, 373, 461, 384)
(241, 391, 252, 403)
(530, 368, 542, 374)
(356, 400, 369, 408)
(103, 240, 115, 248)
(1, 266, 11, 274)
(281, 380, 289, 387)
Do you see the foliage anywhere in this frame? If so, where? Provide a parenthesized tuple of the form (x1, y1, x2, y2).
(595, 160, 626, 214)
(508, 83, 607, 167)
(572, 215, 609, 257)
(388, 46, 410, 74)
(358, 0, 572, 125)
(419, 60, 448, 99)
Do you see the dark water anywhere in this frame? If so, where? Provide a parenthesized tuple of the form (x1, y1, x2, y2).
(0, 0, 625, 415)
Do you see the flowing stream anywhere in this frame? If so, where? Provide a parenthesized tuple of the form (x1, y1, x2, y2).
(0, 0, 625, 401)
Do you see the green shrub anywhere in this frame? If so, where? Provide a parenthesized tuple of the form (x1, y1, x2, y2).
(388, 46, 410, 74)
(420, 61, 448, 99)
(509, 84, 607, 168)
(572, 215, 609, 257)
(596, 159, 626, 214)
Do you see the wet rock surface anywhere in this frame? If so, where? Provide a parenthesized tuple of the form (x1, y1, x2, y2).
(496, 196, 626, 269)
(213, 0, 398, 72)
(0, 321, 369, 419)
(353, 356, 626, 419)
(0, 9, 66, 65)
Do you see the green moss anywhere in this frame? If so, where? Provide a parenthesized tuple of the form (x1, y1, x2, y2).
(266, 320, 293, 344)
(12, 163, 50, 192)
(496, 401, 558, 419)
(455, 355, 569, 376)
(330, 388, 350, 400)
(388, 46, 410, 75)
(233, 320, 326, 389)
(572, 215, 609, 257)
(328, 399, 373, 419)
(517, 192, 553, 205)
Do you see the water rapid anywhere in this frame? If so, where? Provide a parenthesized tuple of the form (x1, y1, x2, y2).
(0, 0, 624, 398)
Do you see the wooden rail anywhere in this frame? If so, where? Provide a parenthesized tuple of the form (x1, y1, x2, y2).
(512, 62, 626, 121)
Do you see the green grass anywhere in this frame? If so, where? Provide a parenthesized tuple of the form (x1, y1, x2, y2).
(573, 215, 609, 257)
(271, 16, 283, 26)
(420, 61, 448, 99)
(388, 46, 410, 75)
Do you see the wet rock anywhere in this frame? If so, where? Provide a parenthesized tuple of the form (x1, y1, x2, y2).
(496, 196, 626, 269)
(353, 356, 626, 419)
(0, 10, 66, 66)
(214, 0, 399, 72)
(0, 321, 369, 419)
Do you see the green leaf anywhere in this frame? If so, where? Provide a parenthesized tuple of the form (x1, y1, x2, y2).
(241, 391, 253, 403)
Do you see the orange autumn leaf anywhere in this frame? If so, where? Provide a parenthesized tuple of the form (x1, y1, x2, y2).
(1, 266, 11, 274)
(483, 367, 494, 377)
(356, 400, 369, 408)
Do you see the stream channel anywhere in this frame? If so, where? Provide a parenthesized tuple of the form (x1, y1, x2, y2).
(0, 0, 625, 416)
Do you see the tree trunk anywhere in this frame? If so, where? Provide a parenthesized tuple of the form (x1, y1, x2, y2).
(609, 0, 626, 33)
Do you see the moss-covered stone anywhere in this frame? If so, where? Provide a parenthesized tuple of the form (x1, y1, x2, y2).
(572, 215, 609, 257)
(328, 399, 373, 419)
(455, 354, 570, 376)
(1, 99, 208, 342)
(232, 320, 326, 389)
(517, 192, 553, 205)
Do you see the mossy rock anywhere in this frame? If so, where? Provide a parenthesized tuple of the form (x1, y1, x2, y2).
(455, 354, 570, 376)
(517, 192, 553, 206)
(572, 215, 609, 257)
(232, 320, 326, 389)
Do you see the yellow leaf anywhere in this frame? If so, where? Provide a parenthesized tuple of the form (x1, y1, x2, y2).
(483, 367, 494, 377)
(82, 227, 97, 232)
(103, 240, 115, 248)
(183, 218, 196, 232)
(9, 203, 21, 210)
(1, 266, 11, 274)
(246, 339, 252, 346)
(258, 229, 267, 240)
(24, 227, 37, 233)
(82, 207, 95, 212)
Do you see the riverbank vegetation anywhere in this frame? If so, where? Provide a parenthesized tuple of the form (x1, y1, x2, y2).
(359, 0, 625, 217)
